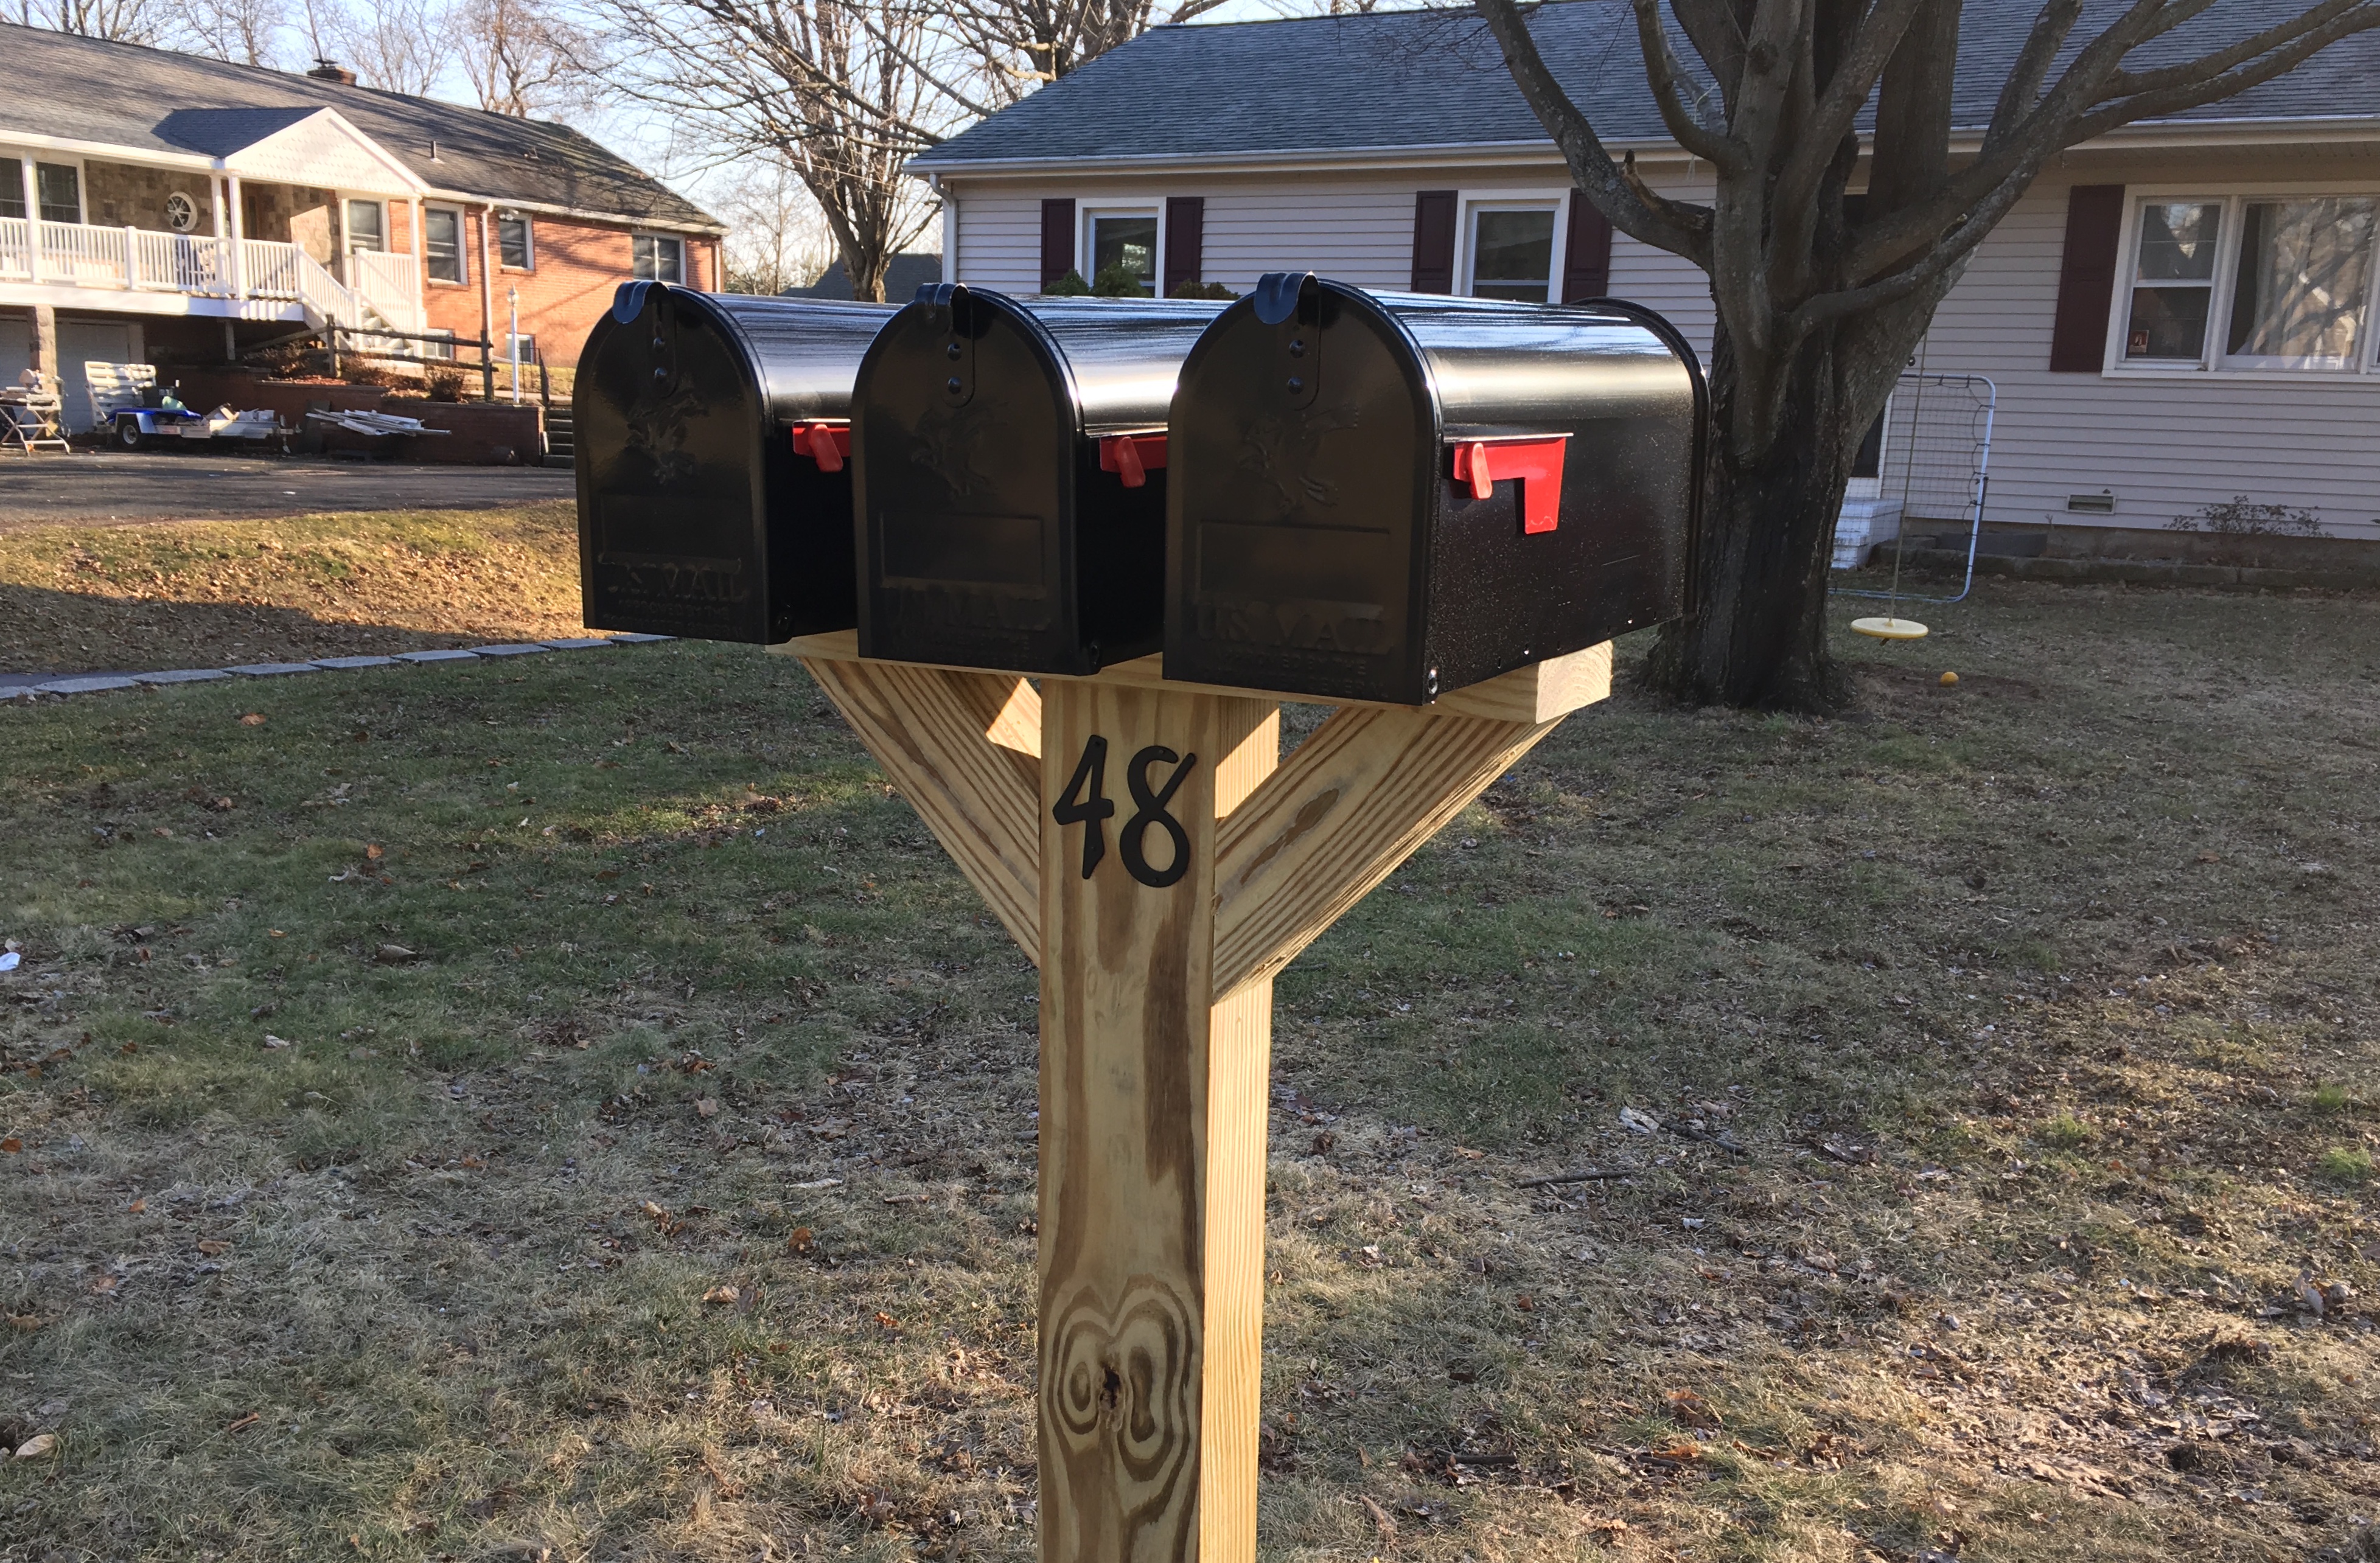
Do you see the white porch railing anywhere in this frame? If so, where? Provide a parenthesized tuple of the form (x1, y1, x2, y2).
(4, 216, 428, 348)
(350, 248, 424, 332)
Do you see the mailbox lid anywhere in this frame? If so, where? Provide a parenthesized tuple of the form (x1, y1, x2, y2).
(1008, 295, 1228, 433)
(686, 288, 893, 424)
(1380, 291, 1701, 436)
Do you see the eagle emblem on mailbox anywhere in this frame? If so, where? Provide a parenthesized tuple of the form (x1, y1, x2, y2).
(623, 383, 707, 487)
(1238, 403, 1361, 517)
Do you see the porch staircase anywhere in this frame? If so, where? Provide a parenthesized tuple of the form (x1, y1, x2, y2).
(543, 403, 575, 468)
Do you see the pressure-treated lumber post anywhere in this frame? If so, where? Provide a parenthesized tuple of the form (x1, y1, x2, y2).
(775, 632, 1610, 1563)
(1033, 678, 1279, 1563)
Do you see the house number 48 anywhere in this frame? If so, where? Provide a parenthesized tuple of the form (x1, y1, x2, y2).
(1052, 735, 1198, 888)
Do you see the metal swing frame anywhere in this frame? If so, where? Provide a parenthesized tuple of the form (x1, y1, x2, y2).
(1834, 369, 1997, 608)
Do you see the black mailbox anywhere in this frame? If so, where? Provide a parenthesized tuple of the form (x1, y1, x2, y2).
(577, 280, 889, 644)
(1165, 274, 1704, 704)
(853, 285, 1226, 675)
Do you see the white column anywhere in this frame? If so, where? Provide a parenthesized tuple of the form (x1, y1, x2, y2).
(208, 175, 228, 294)
(226, 174, 245, 298)
(21, 159, 40, 284)
(411, 197, 425, 333)
(124, 224, 138, 288)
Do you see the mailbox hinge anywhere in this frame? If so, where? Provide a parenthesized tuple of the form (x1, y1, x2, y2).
(1097, 431, 1168, 488)
(1451, 434, 1571, 534)
(792, 421, 852, 472)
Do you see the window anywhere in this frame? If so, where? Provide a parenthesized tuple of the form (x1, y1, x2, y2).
(425, 206, 466, 284)
(0, 159, 21, 221)
(346, 199, 385, 253)
(1467, 205, 1557, 302)
(1085, 211, 1157, 294)
(2123, 201, 2221, 360)
(2113, 190, 2380, 374)
(504, 331, 537, 363)
(2225, 198, 2372, 368)
(421, 329, 456, 361)
(633, 233, 683, 283)
(497, 211, 532, 270)
(35, 162, 80, 225)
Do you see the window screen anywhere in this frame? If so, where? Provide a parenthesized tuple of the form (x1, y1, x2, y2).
(633, 234, 683, 283)
(498, 212, 531, 269)
(2225, 197, 2374, 367)
(425, 207, 465, 284)
(1470, 207, 1556, 302)
(35, 163, 80, 225)
(0, 160, 23, 221)
(1088, 214, 1157, 294)
(346, 200, 385, 252)
(2123, 201, 2221, 360)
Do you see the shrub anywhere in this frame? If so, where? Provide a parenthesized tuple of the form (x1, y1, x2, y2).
(1090, 262, 1151, 298)
(2313, 1082, 2351, 1114)
(2039, 1113, 2096, 1149)
(1041, 269, 1091, 296)
(1173, 279, 1237, 299)
(2166, 496, 2324, 537)
(425, 368, 466, 403)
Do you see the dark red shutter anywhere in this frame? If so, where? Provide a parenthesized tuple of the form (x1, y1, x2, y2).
(1039, 198, 1076, 289)
(1163, 196, 1204, 296)
(1411, 190, 1457, 293)
(1560, 196, 1613, 301)
(2049, 184, 2125, 372)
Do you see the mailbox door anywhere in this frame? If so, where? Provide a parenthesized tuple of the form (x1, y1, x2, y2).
(1166, 282, 1436, 703)
(856, 292, 1084, 672)
(578, 284, 773, 642)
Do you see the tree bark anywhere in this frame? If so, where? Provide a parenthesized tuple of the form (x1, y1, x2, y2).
(1645, 317, 1855, 713)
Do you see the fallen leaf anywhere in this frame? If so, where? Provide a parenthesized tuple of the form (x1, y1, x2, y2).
(365, 844, 385, 861)
(262, 1034, 293, 1049)
(13, 1433, 55, 1460)
(1, 1138, 19, 1154)
(238, 713, 266, 726)
(874, 1311, 900, 1329)
(695, 1098, 720, 1119)
(1359, 1494, 1397, 1545)
(786, 1227, 815, 1255)
(374, 944, 418, 964)
(1667, 1388, 1721, 1429)
(702, 1285, 741, 1306)
(268, 929, 285, 938)
(1619, 1105, 1661, 1135)
(89, 1276, 117, 1294)
(197, 1239, 231, 1256)
(4, 1314, 42, 1331)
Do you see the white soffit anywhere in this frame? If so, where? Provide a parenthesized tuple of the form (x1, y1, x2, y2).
(222, 110, 422, 195)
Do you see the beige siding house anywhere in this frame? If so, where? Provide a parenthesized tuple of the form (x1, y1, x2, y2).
(914, 3, 2380, 546)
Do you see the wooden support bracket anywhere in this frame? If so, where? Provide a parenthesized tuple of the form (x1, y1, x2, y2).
(770, 630, 1611, 1563)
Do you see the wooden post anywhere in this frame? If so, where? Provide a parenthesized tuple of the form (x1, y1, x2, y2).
(781, 633, 1609, 1563)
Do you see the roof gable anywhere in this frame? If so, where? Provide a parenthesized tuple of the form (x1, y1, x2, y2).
(4, 22, 717, 230)
(915, 0, 2380, 170)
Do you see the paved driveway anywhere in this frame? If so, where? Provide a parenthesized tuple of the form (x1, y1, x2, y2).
(0, 451, 573, 529)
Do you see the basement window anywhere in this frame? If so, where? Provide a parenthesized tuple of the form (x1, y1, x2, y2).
(2066, 493, 2115, 515)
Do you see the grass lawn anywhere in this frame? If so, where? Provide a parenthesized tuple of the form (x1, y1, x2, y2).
(0, 570, 2376, 1562)
(0, 502, 582, 674)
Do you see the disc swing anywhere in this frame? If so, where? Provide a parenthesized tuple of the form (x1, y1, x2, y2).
(1837, 341, 1997, 642)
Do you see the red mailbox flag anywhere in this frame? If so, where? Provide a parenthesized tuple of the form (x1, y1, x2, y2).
(1451, 434, 1570, 534)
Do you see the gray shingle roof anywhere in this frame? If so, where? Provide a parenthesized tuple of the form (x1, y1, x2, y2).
(6, 23, 717, 230)
(914, 0, 2380, 170)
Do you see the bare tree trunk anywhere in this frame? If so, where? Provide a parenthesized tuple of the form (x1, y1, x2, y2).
(1647, 320, 1853, 711)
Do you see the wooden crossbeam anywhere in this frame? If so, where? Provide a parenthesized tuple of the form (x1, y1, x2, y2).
(797, 655, 1044, 963)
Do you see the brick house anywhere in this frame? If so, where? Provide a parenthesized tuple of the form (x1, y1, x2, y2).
(2, 23, 722, 428)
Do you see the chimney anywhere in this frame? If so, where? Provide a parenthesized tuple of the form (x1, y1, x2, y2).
(307, 58, 357, 85)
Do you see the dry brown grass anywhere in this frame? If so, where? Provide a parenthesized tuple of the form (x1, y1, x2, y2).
(0, 501, 584, 672)
(0, 575, 2375, 1561)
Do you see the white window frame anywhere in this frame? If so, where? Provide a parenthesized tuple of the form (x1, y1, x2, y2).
(341, 195, 388, 254)
(2103, 183, 2380, 380)
(1458, 188, 1572, 304)
(2, 149, 88, 225)
(633, 231, 685, 284)
(1078, 201, 1164, 296)
(495, 209, 534, 271)
(424, 203, 469, 287)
